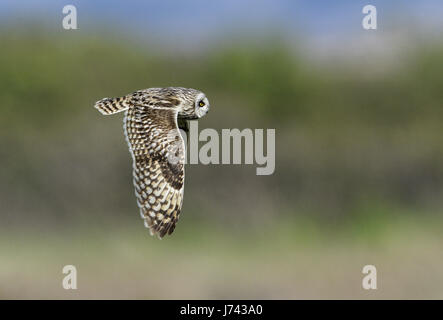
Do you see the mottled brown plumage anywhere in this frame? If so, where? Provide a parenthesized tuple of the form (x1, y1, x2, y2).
(95, 87, 210, 238)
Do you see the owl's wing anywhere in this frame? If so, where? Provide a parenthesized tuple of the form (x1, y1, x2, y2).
(124, 104, 186, 238)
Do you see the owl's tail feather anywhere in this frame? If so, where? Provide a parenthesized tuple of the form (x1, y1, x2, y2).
(94, 96, 130, 115)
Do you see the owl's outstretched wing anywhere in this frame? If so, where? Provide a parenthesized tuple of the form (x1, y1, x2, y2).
(124, 104, 185, 238)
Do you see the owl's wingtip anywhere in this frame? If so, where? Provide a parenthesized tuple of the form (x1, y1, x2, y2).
(143, 218, 166, 239)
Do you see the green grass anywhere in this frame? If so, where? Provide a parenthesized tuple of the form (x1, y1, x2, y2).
(1, 213, 442, 299)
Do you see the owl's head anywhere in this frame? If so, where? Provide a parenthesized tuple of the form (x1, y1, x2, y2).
(173, 87, 210, 120)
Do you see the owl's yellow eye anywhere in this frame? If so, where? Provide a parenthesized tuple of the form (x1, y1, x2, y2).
(199, 100, 205, 107)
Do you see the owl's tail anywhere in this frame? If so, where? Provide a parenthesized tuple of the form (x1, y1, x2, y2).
(94, 96, 130, 115)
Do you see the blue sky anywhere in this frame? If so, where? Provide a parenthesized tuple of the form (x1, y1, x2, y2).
(1, 1, 442, 50)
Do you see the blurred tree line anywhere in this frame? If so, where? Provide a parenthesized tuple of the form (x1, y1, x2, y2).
(1, 29, 442, 230)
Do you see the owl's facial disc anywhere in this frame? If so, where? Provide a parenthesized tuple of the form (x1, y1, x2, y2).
(195, 93, 210, 118)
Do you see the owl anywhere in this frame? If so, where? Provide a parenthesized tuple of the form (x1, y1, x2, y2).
(94, 87, 210, 238)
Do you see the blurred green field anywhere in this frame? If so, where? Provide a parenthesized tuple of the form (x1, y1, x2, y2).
(1, 213, 442, 299)
(1, 28, 443, 299)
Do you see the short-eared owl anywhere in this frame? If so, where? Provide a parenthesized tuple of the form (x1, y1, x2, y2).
(94, 87, 210, 238)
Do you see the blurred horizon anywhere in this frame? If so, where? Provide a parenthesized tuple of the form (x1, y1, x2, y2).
(1, 0, 443, 53)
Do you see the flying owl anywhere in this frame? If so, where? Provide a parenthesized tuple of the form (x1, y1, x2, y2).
(94, 87, 210, 238)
